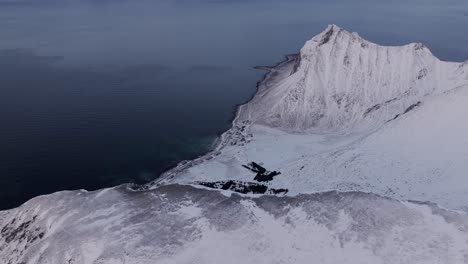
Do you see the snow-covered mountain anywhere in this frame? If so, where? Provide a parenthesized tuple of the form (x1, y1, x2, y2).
(2, 25, 468, 263)
(158, 25, 468, 209)
(239, 25, 468, 132)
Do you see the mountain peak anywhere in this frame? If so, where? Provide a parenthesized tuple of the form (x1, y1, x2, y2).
(317, 25, 338, 46)
(323, 24, 342, 34)
(239, 26, 466, 132)
(316, 24, 359, 41)
(306, 25, 432, 55)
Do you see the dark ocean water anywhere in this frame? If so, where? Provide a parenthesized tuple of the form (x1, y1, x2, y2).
(1, 0, 468, 209)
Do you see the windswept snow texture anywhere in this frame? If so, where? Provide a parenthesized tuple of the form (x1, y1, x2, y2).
(157, 25, 468, 210)
(1, 185, 468, 264)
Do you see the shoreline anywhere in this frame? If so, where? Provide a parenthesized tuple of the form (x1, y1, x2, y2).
(135, 54, 299, 190)
(228, 53, 299, 132)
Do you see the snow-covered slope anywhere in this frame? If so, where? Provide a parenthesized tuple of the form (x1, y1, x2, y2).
(238, 25, 467, 132)
(158, 25, 468, 209)
(2, 185, 468, 264)
(165, 85, 468, 208)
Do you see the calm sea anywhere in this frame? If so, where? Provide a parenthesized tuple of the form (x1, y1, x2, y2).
(1, 0, 467, 209)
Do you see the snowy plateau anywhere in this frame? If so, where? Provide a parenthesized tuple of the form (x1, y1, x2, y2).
(2, 25, 468, 264)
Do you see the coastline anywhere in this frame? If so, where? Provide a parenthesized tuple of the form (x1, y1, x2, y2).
(136, 54, 299, 190)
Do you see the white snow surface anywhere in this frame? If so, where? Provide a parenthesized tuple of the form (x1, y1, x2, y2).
(158, 25, 468, 210)
(2, 25, 468, 263)
(2, 185, 468, 264)
(239, 24, 467, 132)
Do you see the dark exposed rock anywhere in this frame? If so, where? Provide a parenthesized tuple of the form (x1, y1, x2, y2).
(403, 101, 421, 114)
(242, 162, 266, 174)
(319, 26, 335, 46)
(291, 54, 302, 75)
(197, 180, 288, 195)
(385, 97, 398, 104)
(363, 96, 398, 117)
(254, 171, 281, 182)
(242, 162, 281, 182)
(269, 188, 289, 195)
(343, 55, 350, 66)
(386, 101, 422, 122)
(417, 68, 428, 80)
(1, 215, 45, 246)
(414, 43, 426, 51)
(363, 104, 381, 117)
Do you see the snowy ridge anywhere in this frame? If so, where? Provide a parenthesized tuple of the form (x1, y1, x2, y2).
(238, 25, 466, 132)
(2, 185, 468, 264)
